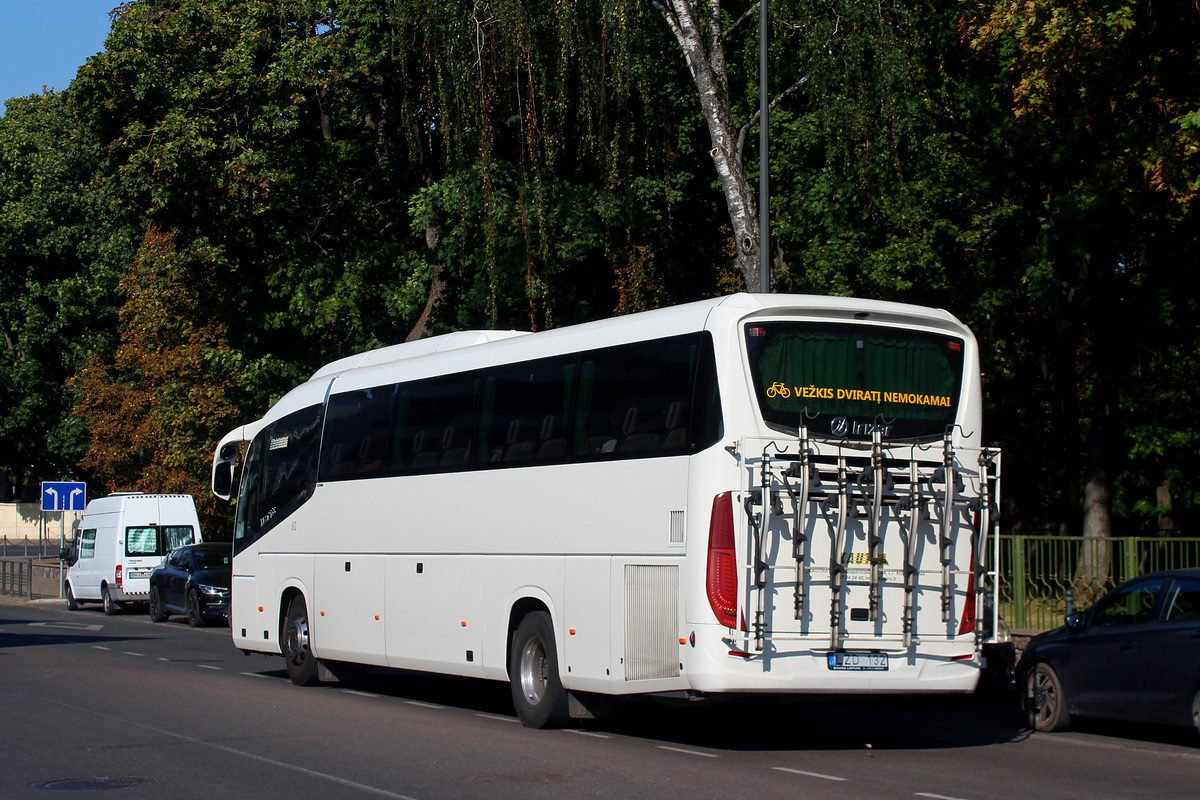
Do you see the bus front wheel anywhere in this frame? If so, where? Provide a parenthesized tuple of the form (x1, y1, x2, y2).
(509, 611, 570, 729)
(283, 596, 320, 686)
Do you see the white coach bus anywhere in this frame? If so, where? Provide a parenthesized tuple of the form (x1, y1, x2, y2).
(211, 293, 1001, 727)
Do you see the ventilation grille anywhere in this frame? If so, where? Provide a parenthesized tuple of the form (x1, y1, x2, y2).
(624, 565, 680, 681)
(669, 510, 685, 545)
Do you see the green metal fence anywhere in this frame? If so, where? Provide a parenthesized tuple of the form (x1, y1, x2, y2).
(992, 535, 1200, 632)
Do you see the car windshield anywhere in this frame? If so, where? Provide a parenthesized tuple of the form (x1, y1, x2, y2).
(192, 548, 231, 571)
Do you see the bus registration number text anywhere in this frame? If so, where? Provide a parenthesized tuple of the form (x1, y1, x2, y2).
(827, 651, 888, 671)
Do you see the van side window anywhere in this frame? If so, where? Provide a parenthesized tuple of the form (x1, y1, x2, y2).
(79, 529, 96, 559)
(126, 527, 159, 557)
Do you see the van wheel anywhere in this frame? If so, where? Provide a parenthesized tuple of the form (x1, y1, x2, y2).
(66, 583, 80, 611)
(102, 585, 121, 616)
(149, 586, 169, 622)
(187, 589, 206, 628)
(509, 611, 570, 728)
(283, 596, 319, 686)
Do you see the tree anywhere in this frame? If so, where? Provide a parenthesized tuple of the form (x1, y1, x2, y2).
(964, 0, 1200, 553)
(0, 91, 129, 498)
(71, 229, 243, 527)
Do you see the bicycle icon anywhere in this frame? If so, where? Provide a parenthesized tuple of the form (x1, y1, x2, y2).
(766, 382, 791, 399)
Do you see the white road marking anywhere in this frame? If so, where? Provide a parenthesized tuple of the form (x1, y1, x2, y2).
(774, 766, 849, 782)
(657, 746, 719, 758)
(29, 622, 103, 631)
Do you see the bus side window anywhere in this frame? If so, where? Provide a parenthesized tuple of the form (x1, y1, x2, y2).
(479, 355, 574, 467)
(393, 373, 479, 475)
(575, 335, 699, 459)
(320, 386, 397, 481)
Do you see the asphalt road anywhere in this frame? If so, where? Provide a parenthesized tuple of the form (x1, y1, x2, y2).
(2, 596, 1198, 800)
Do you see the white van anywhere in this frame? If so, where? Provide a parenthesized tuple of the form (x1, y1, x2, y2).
(64, 493, 203, 614)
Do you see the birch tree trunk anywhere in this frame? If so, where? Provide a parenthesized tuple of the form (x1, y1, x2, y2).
(655, 1, 760, 290)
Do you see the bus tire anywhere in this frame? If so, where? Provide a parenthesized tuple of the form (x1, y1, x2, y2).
(509, 611, 570, 729)
(102, 584, 121, 616)
(66, 583, 80, 611)
(284, 596, 320, 686)
(149, 586, 168, 622)
(1027, 662, 1070, 732)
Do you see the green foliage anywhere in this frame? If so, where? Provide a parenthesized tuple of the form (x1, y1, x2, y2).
(1, 0, 1198, 540)
(0, 91, 131, 495)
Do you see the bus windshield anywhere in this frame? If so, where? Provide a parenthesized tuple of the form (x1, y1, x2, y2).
(745, 322, 965, 441)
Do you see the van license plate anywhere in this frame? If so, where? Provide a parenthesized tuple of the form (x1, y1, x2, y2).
(126, 570, 152, 579)
(827, 651, 888, 671)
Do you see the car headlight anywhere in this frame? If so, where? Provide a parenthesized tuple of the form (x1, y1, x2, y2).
(196, 584, 229, 598)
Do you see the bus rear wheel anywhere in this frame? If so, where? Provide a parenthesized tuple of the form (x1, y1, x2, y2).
(509, 611, 569, 729)
(283, 596, 320, 686)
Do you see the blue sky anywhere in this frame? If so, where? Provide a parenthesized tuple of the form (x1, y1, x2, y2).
(0, 1, 116, 116)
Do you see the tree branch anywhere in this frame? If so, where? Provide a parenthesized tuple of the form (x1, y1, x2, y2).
(724, 2, 759, 39)
(737, 76, 809, 155)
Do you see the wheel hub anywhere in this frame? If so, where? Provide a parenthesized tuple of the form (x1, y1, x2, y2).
(287, 616, 309, 664)
(519, 639, 547, 705)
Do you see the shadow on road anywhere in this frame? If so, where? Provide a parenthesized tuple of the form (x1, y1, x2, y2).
(289, 664, 1029, 751)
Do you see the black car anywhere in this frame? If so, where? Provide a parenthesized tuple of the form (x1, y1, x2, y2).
(1018, 568, 1200, 734)
(148, 543, 232, 627)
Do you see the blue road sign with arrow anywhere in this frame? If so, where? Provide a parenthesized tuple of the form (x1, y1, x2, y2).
(41, 481, 87, 512)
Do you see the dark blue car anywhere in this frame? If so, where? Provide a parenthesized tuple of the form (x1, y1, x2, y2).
(1018, 568, 1200, 734)
(148, 543, 232, 627)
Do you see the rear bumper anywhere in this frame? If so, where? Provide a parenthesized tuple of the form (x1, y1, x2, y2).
(684, 626, 981, 694)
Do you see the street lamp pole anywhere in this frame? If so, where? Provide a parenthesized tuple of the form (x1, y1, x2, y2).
(758, 0, 770, 293)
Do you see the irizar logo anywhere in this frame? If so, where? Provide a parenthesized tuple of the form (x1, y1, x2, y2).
(830, 417, 850, 436)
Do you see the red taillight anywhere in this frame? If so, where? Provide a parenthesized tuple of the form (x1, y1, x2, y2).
(115, 564, 123, 588)
(706, 492, 738, 628)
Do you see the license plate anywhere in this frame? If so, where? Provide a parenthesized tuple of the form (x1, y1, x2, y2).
(827, 651, 888, 671)
(126, 570, 152, 579)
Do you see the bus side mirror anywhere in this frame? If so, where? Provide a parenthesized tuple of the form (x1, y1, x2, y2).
(213, 461, 234, 498)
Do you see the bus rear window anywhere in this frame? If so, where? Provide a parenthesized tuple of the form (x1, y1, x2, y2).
(745, 322, 965, 442)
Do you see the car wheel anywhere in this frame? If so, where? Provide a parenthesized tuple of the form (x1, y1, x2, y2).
(1027, 662, 1071, 732)
(186, 589, 206, 628)
(283, 596, 319, 686)
(1192, 690, 1200, 735)
(509, 611, 570, 729)
(102, 584, 121, 616)
(66, 583, 80, 611)
(149, 586, 169, 622)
